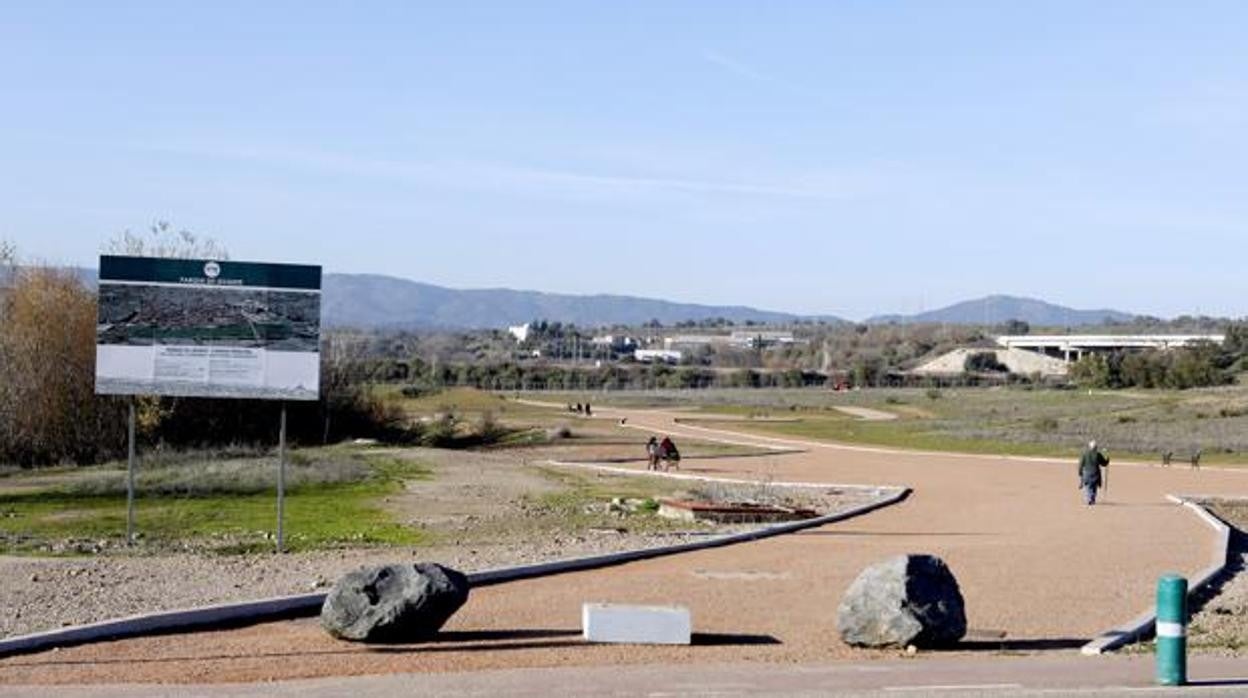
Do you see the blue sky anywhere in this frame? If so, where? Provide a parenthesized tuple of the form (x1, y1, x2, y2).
(2, 1, 1246, 320)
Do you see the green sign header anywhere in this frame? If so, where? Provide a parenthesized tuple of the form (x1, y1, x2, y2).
(99, 255, 321, 291)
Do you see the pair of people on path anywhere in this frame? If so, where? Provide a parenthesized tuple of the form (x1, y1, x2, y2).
(1079, 440, 1110, 505)
(646, 435, 679, 471)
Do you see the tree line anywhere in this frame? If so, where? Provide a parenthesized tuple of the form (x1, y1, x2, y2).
(1069, 334, 1248, 390)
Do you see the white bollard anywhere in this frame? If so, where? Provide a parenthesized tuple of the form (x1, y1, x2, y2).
(582, 602, 692, 645)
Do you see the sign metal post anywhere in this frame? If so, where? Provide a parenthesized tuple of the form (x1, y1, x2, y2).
(277, 403, 287, 553)
(126, 397, 136, 545)
(94, 256, 322, 550)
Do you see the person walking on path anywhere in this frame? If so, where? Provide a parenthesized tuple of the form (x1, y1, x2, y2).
(1079, 440, 1110, 505)
(646, 436, 660, 471)
(659, 436, 680, 471)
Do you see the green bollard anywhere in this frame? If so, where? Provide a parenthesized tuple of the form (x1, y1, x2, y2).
(1156, 574, 1187, 686)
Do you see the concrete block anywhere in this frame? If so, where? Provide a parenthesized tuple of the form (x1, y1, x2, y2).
(582, 602, 691, 645)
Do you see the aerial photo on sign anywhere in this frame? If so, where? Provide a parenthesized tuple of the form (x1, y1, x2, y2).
(94, 255, 322, 400)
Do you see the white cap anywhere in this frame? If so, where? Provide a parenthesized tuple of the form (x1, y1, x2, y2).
(1089, 440, 1097, 449)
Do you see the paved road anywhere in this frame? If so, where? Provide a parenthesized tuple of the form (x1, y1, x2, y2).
(3, 654, 1247, 697)
(1, 404, 1246, 687)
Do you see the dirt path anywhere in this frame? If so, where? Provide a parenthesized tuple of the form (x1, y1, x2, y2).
(833, 406, 898, 421)
(4, 405, 1246, 685)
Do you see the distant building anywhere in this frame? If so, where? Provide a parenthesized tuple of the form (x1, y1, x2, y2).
(634, 349, 683, 365)
(592, 334, 637, 351)
(661, 330, 801, 351)
(729, 330, 797, 348)
(508, 323, 531, 343)
(665, 334, 723, 350)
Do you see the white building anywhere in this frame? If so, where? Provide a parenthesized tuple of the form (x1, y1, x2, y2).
(729, 330, 797, 348)
(664, 334, 723, 350)
(634, 349, 683, 365)
(508, 323, 531, 343)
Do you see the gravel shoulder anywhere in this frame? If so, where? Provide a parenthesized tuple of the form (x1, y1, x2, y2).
(1188, 499, 1248, 655)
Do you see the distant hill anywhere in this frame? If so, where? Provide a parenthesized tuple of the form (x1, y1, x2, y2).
(69, 267, 838, 328)
(57, 269, 1135, 329)
(866, 294, 1136, 327)
(321, 274, 839, 329)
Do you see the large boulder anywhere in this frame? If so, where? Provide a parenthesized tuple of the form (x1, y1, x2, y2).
(836, 554, 966, 648)
(321, 562, 470, 642)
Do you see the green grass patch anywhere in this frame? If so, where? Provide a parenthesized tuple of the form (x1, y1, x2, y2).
(0, 448, 433, 554)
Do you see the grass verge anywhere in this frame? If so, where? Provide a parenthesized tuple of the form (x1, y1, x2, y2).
(0, 449, 432, 554)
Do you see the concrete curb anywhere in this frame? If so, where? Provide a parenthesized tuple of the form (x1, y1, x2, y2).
(0, 486, 910, 659)
(0, 593, 325, 659)
(1079, 495, 1232, 655)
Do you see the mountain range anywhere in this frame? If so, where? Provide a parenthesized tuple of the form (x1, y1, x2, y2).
(865, 294, 1136, 327)
(320, 274, 832, 328)
(63, 268, 1135, 329)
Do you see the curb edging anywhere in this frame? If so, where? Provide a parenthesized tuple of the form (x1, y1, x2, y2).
(1079, 495, 1232, 655)
(0, 486, 910, 658)
(0, 593, 326, 660)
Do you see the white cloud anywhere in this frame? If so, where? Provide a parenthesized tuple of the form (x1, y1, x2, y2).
(702, 50, 771, 83)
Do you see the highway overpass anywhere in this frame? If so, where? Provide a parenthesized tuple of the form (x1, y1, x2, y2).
(995, 334, 1225, 362)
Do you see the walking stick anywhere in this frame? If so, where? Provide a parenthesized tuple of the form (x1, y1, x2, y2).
(1103, 462, 1109, 495)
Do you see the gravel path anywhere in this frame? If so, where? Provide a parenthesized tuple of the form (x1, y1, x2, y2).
(3, 407, 1247, 686)
(1188, 499, 1248, 655)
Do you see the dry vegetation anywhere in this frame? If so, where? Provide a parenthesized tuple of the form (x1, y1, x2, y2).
(539, 386, 1248, 462)
(0, 266, 126, 465)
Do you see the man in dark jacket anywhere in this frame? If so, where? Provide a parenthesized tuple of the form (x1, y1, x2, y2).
(1079, 440, 1109, 505)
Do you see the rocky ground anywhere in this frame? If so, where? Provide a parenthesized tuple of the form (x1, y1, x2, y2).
(1188, 499, 1248, 655)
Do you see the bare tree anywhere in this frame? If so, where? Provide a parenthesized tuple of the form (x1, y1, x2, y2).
(104, 221, 230, 260)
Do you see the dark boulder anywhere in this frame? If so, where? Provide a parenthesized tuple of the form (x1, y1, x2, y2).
(321, 562, 470, 642)
(836, 554, 966, 648)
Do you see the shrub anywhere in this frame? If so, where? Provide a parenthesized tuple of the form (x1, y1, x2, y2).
(545, 424, 573, 440)
(964, 351, 1009, 374)
(0, 267, 127, 465)
(422, 413, 459, 447)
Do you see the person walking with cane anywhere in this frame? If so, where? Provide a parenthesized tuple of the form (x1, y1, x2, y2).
(1079, 440, 1110, 505)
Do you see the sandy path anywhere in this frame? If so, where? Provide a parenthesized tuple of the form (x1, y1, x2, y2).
(3, 405, 1246, 685)
(833, 406, 898, 421)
